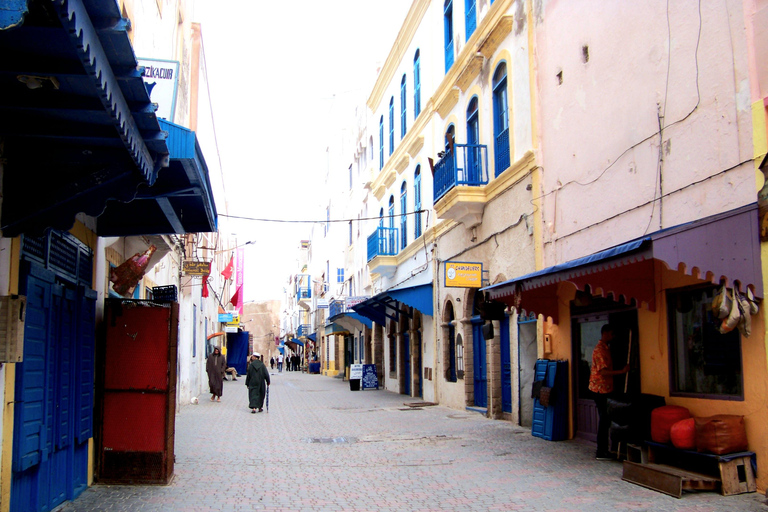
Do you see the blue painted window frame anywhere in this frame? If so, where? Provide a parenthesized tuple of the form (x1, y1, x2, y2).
(388, 97, 394, 155)
(466, 96, 481, 183)
(465, 0, 476, 41)
(388, 195, 396, 252)
(413, 50, 421, 118)
(444, 0, 454, 73)
(492, 62, 510, 177)
(414, 166, 422, 239)
(337, 268, 344, 284)
(400, 181, 407, 250)
(379, 116, 384, 170)
(400, 75, 407, 138)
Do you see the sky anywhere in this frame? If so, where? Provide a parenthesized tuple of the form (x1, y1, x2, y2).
(191, 0, 412, 302)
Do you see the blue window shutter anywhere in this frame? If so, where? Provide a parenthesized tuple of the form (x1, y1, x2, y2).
(493, 63, 510, 176)
(414, 167, 422, 239)
(400, 75, 407, 138)
(14, 266, 55, 471)
(379, 117, 384, 169)
(444, 0, 454, 72)
(414, 50, 421, 118)
(388, 97, 394, 155)
(465, 0, 476, 41)
(54, 287, 77, 451)
(76, 287, 96, 444)
(400, 182, 407, 250)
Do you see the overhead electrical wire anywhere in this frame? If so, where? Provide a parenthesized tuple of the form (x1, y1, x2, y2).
(219, 210, 427, 224)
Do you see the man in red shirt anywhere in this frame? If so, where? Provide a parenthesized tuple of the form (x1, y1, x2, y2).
(589, 325, 629, 460)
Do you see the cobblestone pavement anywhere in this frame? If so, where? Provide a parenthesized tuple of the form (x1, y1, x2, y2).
(58, 370, 766, 511)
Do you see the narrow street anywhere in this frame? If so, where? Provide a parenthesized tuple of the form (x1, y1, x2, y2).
(61, 371, 765, 512)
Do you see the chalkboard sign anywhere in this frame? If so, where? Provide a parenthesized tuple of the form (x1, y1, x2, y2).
(362, 364, 379, 390)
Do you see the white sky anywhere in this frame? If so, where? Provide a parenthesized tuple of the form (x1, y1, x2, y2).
(192, 0, 412, 302)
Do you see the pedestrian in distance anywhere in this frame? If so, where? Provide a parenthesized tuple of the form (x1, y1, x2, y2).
(589, 324, 629, 461)
(270, 356, 275, 370)
(246, 352, 270, 413)
(205, 346, 226, 402)
(277, 353, 283, 372)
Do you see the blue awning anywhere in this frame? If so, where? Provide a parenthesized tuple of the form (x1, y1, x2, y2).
(307, 333, 317, 342)
(352, 283, 434, 326)
(388, 284, 433, 316)
(0, 0, 170, 237)
(96, 120, 218, 235)
(289, 338, 304, 347)
(328, 311, 373, 329)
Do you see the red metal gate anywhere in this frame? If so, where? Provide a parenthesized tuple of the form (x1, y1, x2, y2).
(96, 300, 178, 484)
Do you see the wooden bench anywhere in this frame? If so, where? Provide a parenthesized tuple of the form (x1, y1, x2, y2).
(622, 441, 756, 498)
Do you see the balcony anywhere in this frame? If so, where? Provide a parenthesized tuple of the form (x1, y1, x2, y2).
(295, 273, 311, 310)
(366, 226, 399, 277)
(433, 143, 489, 228)
(329, 299, 346, 319)
(297, 324, 311, 338)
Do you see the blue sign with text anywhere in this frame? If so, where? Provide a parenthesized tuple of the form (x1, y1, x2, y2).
(362, 364, 379, 390)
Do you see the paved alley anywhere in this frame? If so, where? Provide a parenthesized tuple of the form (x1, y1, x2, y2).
(59, 371, 766, 511)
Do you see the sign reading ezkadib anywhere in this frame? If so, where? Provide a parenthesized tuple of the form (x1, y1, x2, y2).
(445, 261, 483, 288)
(138, 58, 179, 120)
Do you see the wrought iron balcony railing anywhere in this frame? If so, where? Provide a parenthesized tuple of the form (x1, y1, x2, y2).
(329, 299, 346, 319)
(367, 226, 399, 262)
(433, 143, 489, 202)
(297, 324, 311, 338)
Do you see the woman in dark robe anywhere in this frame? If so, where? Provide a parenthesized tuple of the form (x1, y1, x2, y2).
(206, 347, 226, 401)
(245, 352, 271, 413)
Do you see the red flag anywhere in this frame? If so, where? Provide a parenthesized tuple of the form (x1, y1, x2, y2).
(201, 275, 209, 298)
(221, 255, 234, 281)
(229, 285, 241, 308)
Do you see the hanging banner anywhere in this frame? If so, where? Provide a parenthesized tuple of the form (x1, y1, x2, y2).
(445, 261, 483, 288)
(235, 248, 245, 316)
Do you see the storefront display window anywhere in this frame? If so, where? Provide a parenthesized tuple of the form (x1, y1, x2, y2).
(667, 286, 743, 399)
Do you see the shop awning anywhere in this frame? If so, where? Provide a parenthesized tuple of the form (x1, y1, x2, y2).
(307, 333, 317, 342)
(0, 0, 170, 237)
(352, 283, 434, 326)
(96, 120, 218, 235)
(482, 203, 762, 322)
(328, 310, 373, 330)
(325, 323, 349, 335)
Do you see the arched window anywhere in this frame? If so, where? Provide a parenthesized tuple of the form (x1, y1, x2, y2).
(379, 116, 384, 170)
(388, 96, 394, 155)
(465, 0, 476, 41)
(492, 62, 510, 176)
(444, 0, 454, 73)
(400, 181, 407, 250)
(414, 166, 422, 239)
(400, 74, 407, 138)
(413, 50, 421, 118)
(466, 96, 481, 184)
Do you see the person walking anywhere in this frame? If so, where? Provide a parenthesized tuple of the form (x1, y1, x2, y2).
(246, 352, 270, 413)
(589, 324, 629, 460)
(270, 356, 275, 370)
(205, 346, 226, 402)
(277, 353, 283, 372)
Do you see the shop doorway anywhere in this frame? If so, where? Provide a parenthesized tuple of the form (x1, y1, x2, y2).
(517, 315, 537, 428)
(472, 317, 487, 408)
(572, 301, 639, 443)
(500, 316, 512, 413)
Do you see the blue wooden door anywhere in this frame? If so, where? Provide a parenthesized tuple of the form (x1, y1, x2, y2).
(402, 332, 411, 396)
(472, 317, 487, 407)
(12, 264, 94, 512)
(500, 316, 512, 413)
(416, 331, 423, 398)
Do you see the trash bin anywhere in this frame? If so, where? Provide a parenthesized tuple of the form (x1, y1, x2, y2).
(349, 379, 360, 391)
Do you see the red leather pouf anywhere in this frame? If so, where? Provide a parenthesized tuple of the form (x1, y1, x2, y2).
(651, 405, 691, 443)
(670, 418, 696, 450)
